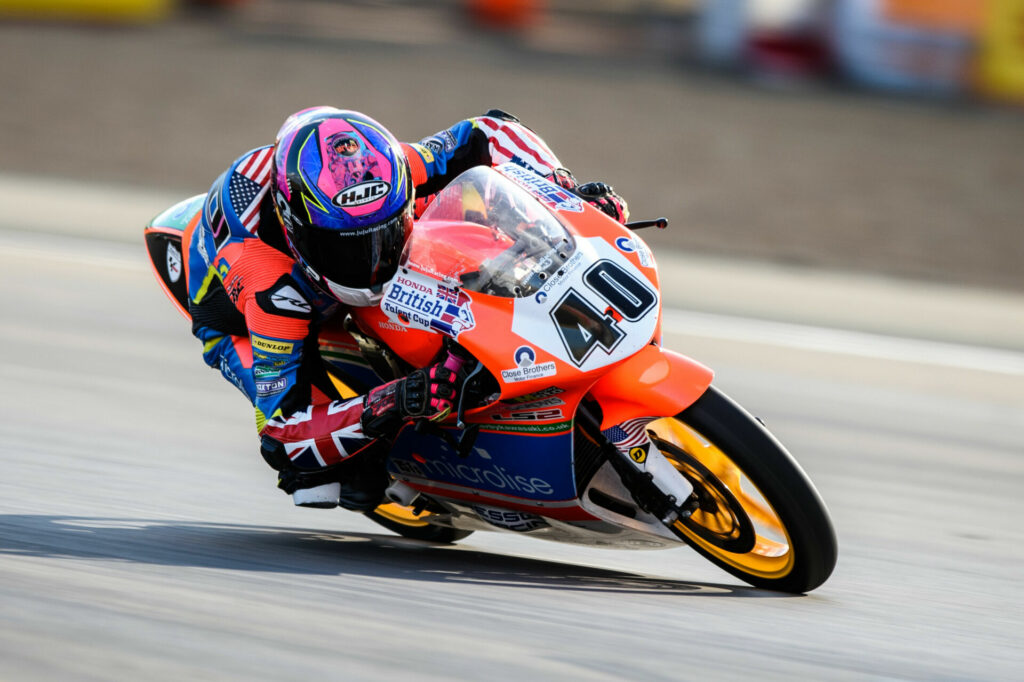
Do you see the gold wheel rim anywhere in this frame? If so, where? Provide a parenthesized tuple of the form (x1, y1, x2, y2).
(649, 417, 796, 580)
(371, 502, 431, 527)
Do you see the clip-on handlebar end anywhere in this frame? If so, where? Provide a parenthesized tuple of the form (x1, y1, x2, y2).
(625, 217, 668, 231)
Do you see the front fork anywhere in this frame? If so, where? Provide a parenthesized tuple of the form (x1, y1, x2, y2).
(578, 407, 697, 524)
(615, 438, 697, 523)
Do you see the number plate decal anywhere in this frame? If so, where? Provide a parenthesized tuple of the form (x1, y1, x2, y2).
(512, 237, 659, 372)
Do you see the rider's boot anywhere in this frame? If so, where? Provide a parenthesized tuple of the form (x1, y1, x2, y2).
(262, 436, 388, 511)
(333, 451, 389, 512)
(281, 458, 388, 511)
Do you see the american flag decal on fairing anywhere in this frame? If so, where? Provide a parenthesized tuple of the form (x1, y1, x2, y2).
(228, 146, 273, 232)
(602, 417, 655, 450)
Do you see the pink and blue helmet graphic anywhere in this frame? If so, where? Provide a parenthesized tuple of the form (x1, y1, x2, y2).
(324, 131, 380, 188)
(275, 109, 411, 232)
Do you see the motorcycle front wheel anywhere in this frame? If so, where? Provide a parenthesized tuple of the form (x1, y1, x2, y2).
(648, 386, 837, 593)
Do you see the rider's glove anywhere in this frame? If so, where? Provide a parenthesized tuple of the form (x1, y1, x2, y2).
(547, 167, 578, 191)
(574, 181, 630, 224)
(546, 169, 629, 224)
(482, 108, 521, 123)
(361, 362, 461, 438)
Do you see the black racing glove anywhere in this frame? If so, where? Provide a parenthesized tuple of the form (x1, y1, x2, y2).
(482, 108, 520, 123)
(361, 363, 461, 438)
(547, 167, 577, 191)
(574, 181, 629, 224)
(546, 168, 629, 224)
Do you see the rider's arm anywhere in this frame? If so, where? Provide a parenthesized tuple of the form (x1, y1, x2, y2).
(402, 110, 564, 199)
(403, 110, 628, 223)
(193, 148, 388, 476)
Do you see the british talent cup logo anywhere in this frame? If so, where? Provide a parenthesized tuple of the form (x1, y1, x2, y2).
(381, 270, 476, 339)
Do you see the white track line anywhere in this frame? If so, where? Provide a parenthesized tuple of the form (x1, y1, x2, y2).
(0, 230, 145, 272)
(661, 309, 1024, 376)
(4, 229, 1023, 376)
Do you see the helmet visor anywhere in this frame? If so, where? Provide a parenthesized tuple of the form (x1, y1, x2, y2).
(289, 210, 411, 289)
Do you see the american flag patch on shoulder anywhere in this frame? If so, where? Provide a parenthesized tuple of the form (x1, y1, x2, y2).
(228, 146, 273, 232)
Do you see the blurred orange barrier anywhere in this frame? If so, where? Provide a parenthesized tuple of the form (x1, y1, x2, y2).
(465, 0, 544, 30)
(0, 0, 173, 22)
(977, 0, 1024, 101)
(833, 0, 976, 95)
(883, 0, 984, 32)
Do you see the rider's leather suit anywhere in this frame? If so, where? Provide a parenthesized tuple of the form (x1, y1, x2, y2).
(184, 114, 571, 472)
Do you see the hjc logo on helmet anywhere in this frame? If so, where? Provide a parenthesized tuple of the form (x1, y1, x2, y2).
(333, 180, 392, 208)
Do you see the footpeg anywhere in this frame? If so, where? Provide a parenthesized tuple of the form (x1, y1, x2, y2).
(385, 480, 420, 507)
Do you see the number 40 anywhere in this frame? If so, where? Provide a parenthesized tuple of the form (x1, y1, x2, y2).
(549, 260, 656, 366)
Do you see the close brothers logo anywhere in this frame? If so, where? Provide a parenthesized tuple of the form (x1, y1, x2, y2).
(500, 345, 556, 383)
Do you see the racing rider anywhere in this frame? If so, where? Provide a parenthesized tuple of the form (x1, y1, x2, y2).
(184, 107, 629, 511)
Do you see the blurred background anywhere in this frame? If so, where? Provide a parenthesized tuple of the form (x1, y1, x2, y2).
(2, 6, 1023, 678)
(1, 0, 1022, 293)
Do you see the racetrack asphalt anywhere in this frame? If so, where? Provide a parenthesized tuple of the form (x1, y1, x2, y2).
(1, 220, 1022, 681)
(2, 8, 1023, 679)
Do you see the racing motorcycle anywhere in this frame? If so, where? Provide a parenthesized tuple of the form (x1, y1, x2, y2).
(145, 163, 837, 593)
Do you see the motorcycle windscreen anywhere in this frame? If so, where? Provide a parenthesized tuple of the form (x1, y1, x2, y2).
(404, 166, 576, 298)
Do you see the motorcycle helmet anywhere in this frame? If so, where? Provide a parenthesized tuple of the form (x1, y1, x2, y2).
(271, 107, 413, 306)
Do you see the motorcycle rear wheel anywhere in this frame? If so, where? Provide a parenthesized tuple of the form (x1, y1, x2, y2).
(648, 386, 837, 593)
(365, 503, 474, 544)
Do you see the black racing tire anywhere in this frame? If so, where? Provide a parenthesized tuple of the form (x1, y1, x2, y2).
(649, 386, 837, 593)
(365, 504, 473, 544)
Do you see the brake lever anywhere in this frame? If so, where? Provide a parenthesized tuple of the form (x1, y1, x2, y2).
(624, 217, 668, 231)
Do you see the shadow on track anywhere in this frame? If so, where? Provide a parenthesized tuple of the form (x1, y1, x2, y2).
(0, 514, 794, 598)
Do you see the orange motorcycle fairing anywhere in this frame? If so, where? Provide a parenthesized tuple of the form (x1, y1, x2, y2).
(587, 345, 714, 430)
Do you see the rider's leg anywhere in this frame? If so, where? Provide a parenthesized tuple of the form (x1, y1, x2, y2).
(196, 327, 257, 402)
(194, 326, 386, 511)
